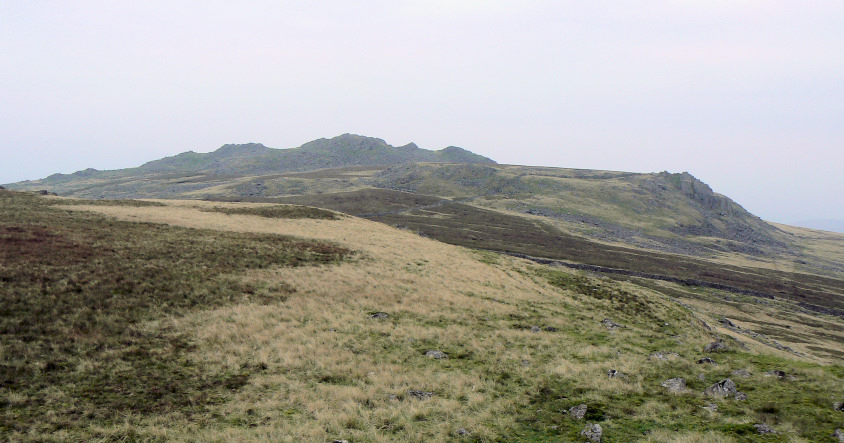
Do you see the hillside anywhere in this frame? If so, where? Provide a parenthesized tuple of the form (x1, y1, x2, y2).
(2, 189, 843, 442)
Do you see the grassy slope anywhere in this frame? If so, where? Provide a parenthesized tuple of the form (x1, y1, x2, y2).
(4, 192, 842, 442)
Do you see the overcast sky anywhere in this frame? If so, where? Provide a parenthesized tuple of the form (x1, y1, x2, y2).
(2, 1, 842, 225)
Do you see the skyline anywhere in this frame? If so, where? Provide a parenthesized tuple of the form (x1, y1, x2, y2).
(2, 1, 842, 227)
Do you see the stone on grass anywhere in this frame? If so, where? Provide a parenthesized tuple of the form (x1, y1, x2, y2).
(735, 392, 747, 401)
(704, 340, 727, 352)
(661, 378, 687, 393)
(607, 369, 620, 378)
(370, 312, 389, 319)
(331, 440, 349, 443)
(731, 369, 751, 378)
(720, 317, 738, 328)
(407, 390, 434, 400)
(530, 325, 541, 333)
(833, 428, 844, 442)
(705, 379, 737, 398)
(581, 423, 603, 442)
(601, 318, 621, 329)
(764, 370, 786, 378)
(834, 401, 844, 412)
(702, 403, 718, 412)
(425, 350, 448, 359)
(455, 427, 470, 436)
(650, 351, 679, 361)
(696, 357, 716, 364)
(754, 423, 776, 435)
(568, 403, 587, 420)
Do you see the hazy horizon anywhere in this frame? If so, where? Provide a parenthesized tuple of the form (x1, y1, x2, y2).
(2, 1, 842, 227)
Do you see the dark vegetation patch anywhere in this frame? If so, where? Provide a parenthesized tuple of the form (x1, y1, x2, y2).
(0, 192, 351, 437)
(201, 204, 339, 220)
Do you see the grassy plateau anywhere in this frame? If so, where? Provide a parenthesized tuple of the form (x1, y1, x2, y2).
(2, 190, 842, 442)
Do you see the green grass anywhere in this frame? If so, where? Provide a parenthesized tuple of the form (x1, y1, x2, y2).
(0, 191, 352, 439)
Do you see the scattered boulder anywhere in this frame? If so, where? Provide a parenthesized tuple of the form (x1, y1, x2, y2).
(530, 325, 541, 333)
(425, 350, 448, 359)
(704, 340, 727, 352)
(720, 318, 738, 328)
(407, 390, 434, 400)
(731, 369, 751, 378)
(370, 312, 389, 320)
(601, 318, 621, 329)
(569, 403, 587, 420)
(581, 423, 603, 442)
(661, 378, 688, 394)
(764, 370, 786, 378)
(834, 428, 844, 442)
(735, 392, 748, 401)
(696, 357, 716, 364)
(705, 379, 737, 398)
(754, 423, 776, 435)
(650, 351, 680, 361)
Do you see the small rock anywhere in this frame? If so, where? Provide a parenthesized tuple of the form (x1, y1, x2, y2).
(569, 403, 587, 420)
(329, 328, 336, 332)
(735, 392, 747, 401)
(455, 427, 470, 436)
(764, 370, 786, 378)
(704, 340, 727, 352)
(754, 423, 776, 435)
(331, 440, 349, 443)
(601, 318, 621, 329)
(581, 423, 603, 442)
(386, 394, 399, 401)
(370, 312, 389, 320)
(696, 357, 716, 364)
(530, 325, 541, 333)
(544, 326, 558, 332)
(407, 390, 434, 400)
(607, 369, 620, 378)
(661, 378, 687, 394)
(550, 425, 559, 431)
(834, 428, 844, 442)
(705, 379, 737, 398)
(720, 318, 738, 328)
(833, 401, 843, 411)
(425, 350, 448, 359)
(697, 373, 706, 381)
(650, 351, 679, 361)
(731, 369, 751, 378)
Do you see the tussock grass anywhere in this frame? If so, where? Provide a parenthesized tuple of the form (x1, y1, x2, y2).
(3, 193, 842, 442)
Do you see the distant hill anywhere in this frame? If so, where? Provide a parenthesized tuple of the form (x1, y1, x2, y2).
(20, 134, 494, 185)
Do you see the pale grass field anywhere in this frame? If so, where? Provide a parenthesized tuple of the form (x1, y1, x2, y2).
(58, 201, 843, 442)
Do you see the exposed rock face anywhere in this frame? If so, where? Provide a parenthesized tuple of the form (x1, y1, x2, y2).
(581, 423, 603, 442)
(662, 378, 688, 393)
(705, 379, 737, 398)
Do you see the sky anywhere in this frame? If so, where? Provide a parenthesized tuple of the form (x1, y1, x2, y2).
(1, 1, 842, 226)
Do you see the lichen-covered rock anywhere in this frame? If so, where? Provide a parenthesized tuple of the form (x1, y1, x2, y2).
(662, 378, 687, 393)
(581, 423, 603, 442)
(568, 403, 587, 420)
(704, 340, 727, 352)
(370, 312, 389, 319)
(754, 423, 776, 434)
(705, 379, 737, 398)
(731, 369, 751, 378)
(833, 428, 844, 442)
(425, 350, 448, 359)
